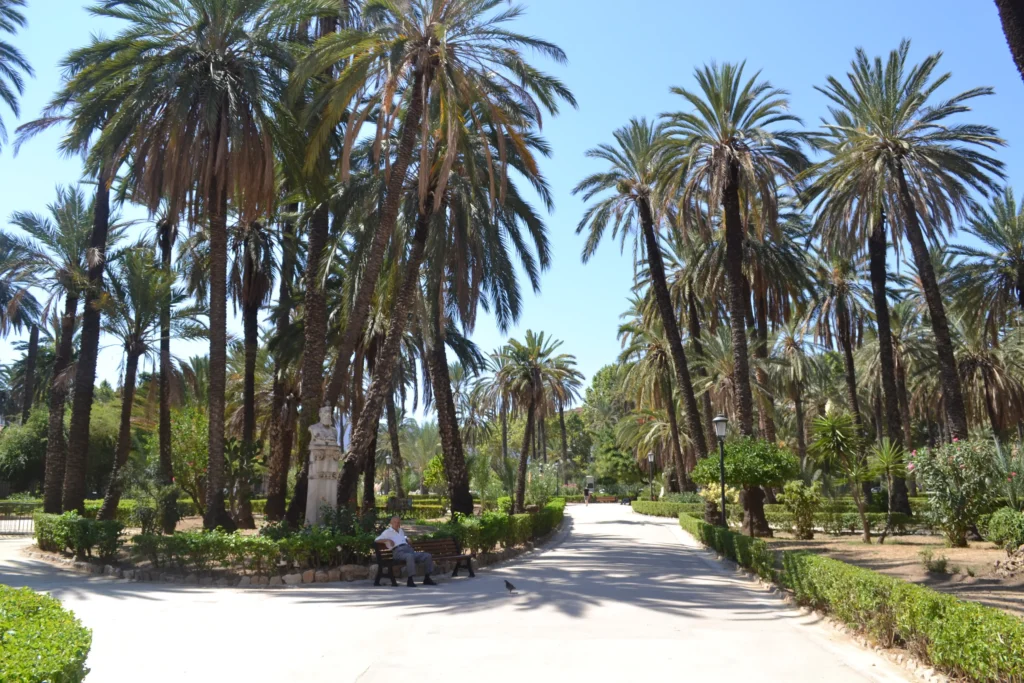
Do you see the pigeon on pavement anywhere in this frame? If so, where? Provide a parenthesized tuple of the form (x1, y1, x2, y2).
(504, 580, 517, 594)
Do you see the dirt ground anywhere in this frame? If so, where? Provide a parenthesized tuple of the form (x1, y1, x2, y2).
(763, 531, 1024, 618)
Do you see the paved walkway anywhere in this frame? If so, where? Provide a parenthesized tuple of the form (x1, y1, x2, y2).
(0, 504, 911, 682)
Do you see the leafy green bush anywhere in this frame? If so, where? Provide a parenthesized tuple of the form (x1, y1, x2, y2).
(780, 481, 822, 539)
(986, 506, 1024, 552)
(33, 512, 125, 561)
(782, 552, 1024, 682)
(131, 528, 375, 573)
(910, 441, 1000, 547)
(497, 496, 513, 515)
(432, 499, 565, 553)
(0, 586, 92, 683)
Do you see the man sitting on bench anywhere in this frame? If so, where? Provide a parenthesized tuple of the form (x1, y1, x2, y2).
(375, 516, 436, 587)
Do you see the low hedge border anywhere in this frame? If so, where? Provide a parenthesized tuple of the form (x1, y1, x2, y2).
(0, 585, 92, 683)
(632, 501, 915, 533)
(428, 498, 566, 554)
(674, 512, 1024, 683)
(34, 512, 125, 562)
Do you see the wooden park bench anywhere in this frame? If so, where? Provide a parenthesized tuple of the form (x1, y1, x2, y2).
(385, 498, 414, 515)
(373, 538, 475, 586)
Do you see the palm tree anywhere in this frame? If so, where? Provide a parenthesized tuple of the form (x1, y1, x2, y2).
(75, 0, 323, 529)
(155, 215, 178, 532)
(6, 186, 99, 512)
(663, 62, 809, 436)
(996, 0, 1024, 85)
(774, 321, 819, 469)
(575, 118, 708, 460)
(264, 209, 301, 522)
(228, 219, 275, 528)
(618, 299, 690, 490)
(811, 41, 1005, 440)
(97, 245, 202, 520)
(949, 187, 1024, 333)
(0, 0, 32, 152)
(495, 331, 581, 513)
(305, 0, 575, 413)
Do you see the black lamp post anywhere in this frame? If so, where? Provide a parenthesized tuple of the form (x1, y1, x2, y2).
(713, 415, 728, 527)
(647, 451, 655, 501)
(385, 454, 393, 496)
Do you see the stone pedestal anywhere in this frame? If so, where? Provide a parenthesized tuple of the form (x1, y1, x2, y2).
(305, 406, 342, 527)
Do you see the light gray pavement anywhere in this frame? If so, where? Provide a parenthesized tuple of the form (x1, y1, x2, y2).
(0, 504, 912, 682)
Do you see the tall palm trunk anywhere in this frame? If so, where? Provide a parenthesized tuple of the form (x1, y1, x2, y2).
(63, 163, 111, 513)
(722, 166, 755, 435)
(385, 390, 405, 498)
(265, 211, 296, 522)
(687, 292, 715, 448)
(98, 350, 140, 520)
(559, 404, 568, 466)
(21, 324, 38, 423)
(234, 268, 259, 529)
(662, 381, 687, 492)
(361, 350, 378, 515)
(43, 293, 78, 513)
(514, 404, 535, 513)
(637, 196, 708, 458)
(868, 221, 910, 514)
(996, 0, 1024, 85)
(836, 301, 862, 426)
(336, 203, 434, 506)
(539, 416, 547, 463)
(203, 179, 235, 531)
(426, 316, 474, 515)
(286, 204, 331, 526)
(896, 165, 969, 439)
(753, 293, 776, 442)
(837, 299, 873, 505)
(501, 403, 508, 461)
(323, 68, 431, 408)
(792, 384, 807, 470)
(158, 220, 176, 532)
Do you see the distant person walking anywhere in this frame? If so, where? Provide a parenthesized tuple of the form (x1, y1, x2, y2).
(584, 487, 591, 506)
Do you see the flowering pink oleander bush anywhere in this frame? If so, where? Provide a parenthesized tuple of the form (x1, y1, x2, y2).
(909, 440, 999, 547)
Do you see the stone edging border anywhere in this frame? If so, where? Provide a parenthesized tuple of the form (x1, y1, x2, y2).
(20, 520, 568, 590)
(634, 511, 947, 683)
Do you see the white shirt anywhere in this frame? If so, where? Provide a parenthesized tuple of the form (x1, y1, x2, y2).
(375, 526, 410, 549)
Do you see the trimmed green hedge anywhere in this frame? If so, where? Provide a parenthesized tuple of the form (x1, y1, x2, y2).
(0, 585, 92, 683)
(677, 512, 775, 580)
(131, 527, 376, 573)
(430, 498, 566, 554)
(782, 552, 1024, 682)
(674, 511, 1024, 683)
(34, 512, 125, 561)
(632, 501, 914, 533)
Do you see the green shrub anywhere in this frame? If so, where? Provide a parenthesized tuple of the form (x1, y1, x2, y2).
(497, 496, 513, 515)
(919, 549, 956, 575)
(986, 507, 1024, 553)
(33, 512, 125, 561)
(130, 528, 375, 573)
(782, 552, 1024, 682)
(910, 441, 1000, 547)
(779, 481, 822, 539)
(0, 585, 92, 683)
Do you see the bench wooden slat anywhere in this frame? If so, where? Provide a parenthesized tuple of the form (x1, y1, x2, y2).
(372, 536, 475, 586)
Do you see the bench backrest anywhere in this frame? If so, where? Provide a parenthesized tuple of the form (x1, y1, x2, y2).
(373, 537, 462, 563)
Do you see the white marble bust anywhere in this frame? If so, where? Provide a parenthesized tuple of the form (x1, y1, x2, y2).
(309, 406, 336, 448)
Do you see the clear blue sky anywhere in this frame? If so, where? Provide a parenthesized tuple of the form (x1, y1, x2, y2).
(1, 0, 1021, 415)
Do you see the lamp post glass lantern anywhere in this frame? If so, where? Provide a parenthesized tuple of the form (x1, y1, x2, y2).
(712, 415, 728, 527)
(385, 455, 393, 496)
